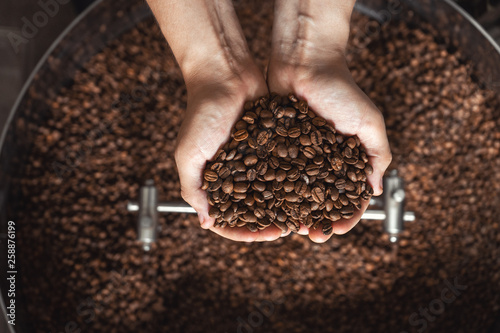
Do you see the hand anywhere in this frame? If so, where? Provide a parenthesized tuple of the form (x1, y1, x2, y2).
(267, 55, 392, 243)
(267, 0, 392, 243)
(175, 68, 283, 242)
(147, 0, 283, 241)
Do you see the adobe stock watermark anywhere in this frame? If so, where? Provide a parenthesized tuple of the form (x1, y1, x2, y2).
(48, 268, 128, 333)
(236, 264, 302, 333)
(400, 276, 467, 333)
(7, 0, 72, 54)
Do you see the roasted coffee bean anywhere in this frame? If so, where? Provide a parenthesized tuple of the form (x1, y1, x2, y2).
(303, 146, 316, 159)
(279, 161, 292, 171)
(244, 155, 258, 166)
(335, 179, 346, 190)
(276, 126, 288, 137)
(311, 131, 323, 146)
(322, 223, 333, 236)
(311, 187, 325, 203)
(286, 168, 300, 182)
(233, 129, 249, 141)
(234, 182, 249, 193)
(266, 140, 277, 152)
(304, 164, 320, 177)
(345, 137, 357, 149)
(222, 178, 234, 194)
(312, 117, 326, 127)
(329, 210, 341, 221)
(301, 134, 314, 147)
(204, 170, 218, 182)
(294, 181, 307, 196)
(277, 143, 288, 157)
(284, 181, 295, 193)
(285, 192, 300, 202)
(288, 145, 299, 159)
(242, 111, 257, 124)
(273, 220, 288, 233)
(257, 130, 271, 145)
(252, 181, 266, 192)
(264, 169, 276, 181)
(262, 191, 273, 200)
(208, 206, 221, 218)
(286, 220, 300, 233)
(253, 161, 267, 176)
(288, 127, 301, 138)
(339, 194, 349, 206)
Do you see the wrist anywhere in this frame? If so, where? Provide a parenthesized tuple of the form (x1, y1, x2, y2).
(268, 52, 351, 97)
(181, 48, 260, 91)
(185, 58, 267, 108)
(270, 0, 354, 67)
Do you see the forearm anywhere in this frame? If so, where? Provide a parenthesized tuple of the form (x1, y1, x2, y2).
(146, 0, 256, 85)
(271, 0, 356, 66)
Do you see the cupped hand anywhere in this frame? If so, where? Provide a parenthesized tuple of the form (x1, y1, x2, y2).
(175, 68, 284, 242)
(267, 54, 392, 243)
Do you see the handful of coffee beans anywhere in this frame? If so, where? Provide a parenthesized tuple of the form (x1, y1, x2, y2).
(203, 93, 373, 236)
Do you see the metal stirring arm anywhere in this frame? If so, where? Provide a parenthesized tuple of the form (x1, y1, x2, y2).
(128, 171, 414, 250)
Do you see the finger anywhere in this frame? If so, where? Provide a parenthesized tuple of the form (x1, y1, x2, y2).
(357, 112, 392, 196)
(175, 142, 213, 229)
(297, 223, 309, 235)
(209, 226, 259, 242)
(255, 225, 283, 242)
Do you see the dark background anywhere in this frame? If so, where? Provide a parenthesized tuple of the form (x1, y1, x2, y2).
(0, 0, 499, 332)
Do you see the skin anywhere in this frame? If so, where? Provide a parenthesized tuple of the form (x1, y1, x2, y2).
(146, 0, 392, 243)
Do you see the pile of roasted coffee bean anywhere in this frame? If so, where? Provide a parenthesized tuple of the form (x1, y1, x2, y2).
(10, 1, 500, 332)
(203, 93, 373, 235)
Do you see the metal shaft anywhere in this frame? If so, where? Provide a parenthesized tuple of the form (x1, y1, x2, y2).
(127, 201, 415, 222)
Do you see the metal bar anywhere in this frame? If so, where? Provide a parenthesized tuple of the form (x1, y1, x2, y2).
(128, 201, 415, 222)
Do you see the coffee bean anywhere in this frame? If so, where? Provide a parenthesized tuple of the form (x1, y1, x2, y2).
(233, 129, 249, 141)
(345, 137, 357, 149)
(252, 181, 266, 192)
(335, 179, 346, 190)
(208, 206, 221, 218)
(294, 181, 307, 196)
(288, 145, 299, 159)
(311, 131, 323, 146)
(277, 143, 288, 157)
(234, 182, 249, 193)
(299, 135, 312, 146)
(264, 169, 276, 181)
(322, 223, 333, 236)
(285, 192, 300, 202)
(257, 130, 270, 145)
(303, 146, 316, 159)
(286, 220, 300, 233)
(204, 170, 218, 182)
(311, 187, 325, 203)
(288, 127, 301, 138)
(244, 155, 258, 166)
(276, 126, 288, 137)
(222, 178, 234, 194)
